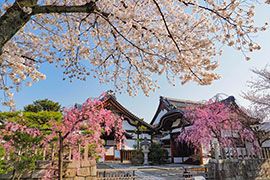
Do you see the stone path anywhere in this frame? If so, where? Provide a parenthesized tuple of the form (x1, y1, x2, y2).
(136, 169, 184, 180)
(97, 163, 206, 180)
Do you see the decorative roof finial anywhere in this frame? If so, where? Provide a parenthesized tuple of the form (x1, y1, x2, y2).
(107, 90, 114, 95)
(106, 90, 116, 99)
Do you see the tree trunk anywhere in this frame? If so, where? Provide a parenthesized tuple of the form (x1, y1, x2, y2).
(11, 169, 16, 180)
(136, 128, 140, 149)
(0, 0, 37, 53)
(0, 0, 96, 54)
(58, 132, 63, 180)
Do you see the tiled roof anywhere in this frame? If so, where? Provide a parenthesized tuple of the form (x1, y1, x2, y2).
(161, 96, 202, 110)
(102, 92, 155, 131)
(151, 94, 259, 128)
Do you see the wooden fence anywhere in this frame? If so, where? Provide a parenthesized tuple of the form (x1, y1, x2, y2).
(41, 144, 91, 161)
(120, 150, 133, 162)
(3, 143, 94, 167)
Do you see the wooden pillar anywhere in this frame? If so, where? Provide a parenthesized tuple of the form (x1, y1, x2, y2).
(199, 145, 203, 165)
(136, 124, 140, 149)
(170, 133, 174, 163)
(120, 150, 123, 163)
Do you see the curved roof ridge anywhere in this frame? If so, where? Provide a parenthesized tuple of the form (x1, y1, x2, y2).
(161, 96, 203, 105)
(104, 93, 155, 130)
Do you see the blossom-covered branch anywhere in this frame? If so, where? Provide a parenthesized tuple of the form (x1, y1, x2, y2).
(178, 100, 257, 151)
(243, 66, 270, 145)
(0, 0, 268, 108)
(0, 94, 124, 179)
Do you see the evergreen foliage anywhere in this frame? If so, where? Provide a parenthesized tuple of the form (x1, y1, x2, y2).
(24, 99, 61, 112)
(149, 143, 169, 164)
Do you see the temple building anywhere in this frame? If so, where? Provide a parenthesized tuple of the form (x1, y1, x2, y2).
(150, 95, 259, 164)
(99, 91, 154, 162)
(96, 92, 263, 164)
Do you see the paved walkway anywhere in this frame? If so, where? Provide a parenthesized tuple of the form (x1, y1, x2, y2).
(97, 163, 206, 180)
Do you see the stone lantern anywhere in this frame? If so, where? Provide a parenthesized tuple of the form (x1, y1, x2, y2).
(212, 141, 219, 160)
(140, 137, 150, 165)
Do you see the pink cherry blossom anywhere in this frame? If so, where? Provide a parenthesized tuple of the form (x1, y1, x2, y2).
(178, 100, 257, 152)
(45, 94, 124, 159)
(0, 122, 42, 151)
(0, 94, 124, 160)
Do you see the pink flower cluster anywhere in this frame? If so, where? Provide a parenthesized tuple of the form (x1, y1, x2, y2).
(45, 94, 124, 159)
(178, 100, 257, 151)
(0, 94, 124, 160)
(0, 122, 41, 151)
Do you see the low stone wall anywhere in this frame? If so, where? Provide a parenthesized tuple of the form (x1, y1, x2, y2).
(63, 159, 97, 180)
(0, 159, 97, 180)
(208, 159, 270, 180)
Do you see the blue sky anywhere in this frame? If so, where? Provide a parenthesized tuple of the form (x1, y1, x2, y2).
(1, 2, 270, 123)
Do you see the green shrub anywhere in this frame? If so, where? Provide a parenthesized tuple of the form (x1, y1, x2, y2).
(0, 111, 62, 129)
(130, 150, 144, 165)
(0, 111, 62, 177)
(0, 135, 43, 178)
(149, 143, 168, 164)
(0, 145, 9, 174)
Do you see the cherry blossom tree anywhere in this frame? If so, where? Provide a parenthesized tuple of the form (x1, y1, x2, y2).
(0, 95, 124, 179)
(243, 65, 270, 146)
(178, 100, 258, 153)
(45, 95, 124, 179)
(0, 0, 268, 108)
(244, 66, 270, 122)
(0, 122, 43, 179)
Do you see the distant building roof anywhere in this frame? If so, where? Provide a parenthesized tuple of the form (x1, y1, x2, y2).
(151, 94, 259, 131)
(161, 96, 202, 109)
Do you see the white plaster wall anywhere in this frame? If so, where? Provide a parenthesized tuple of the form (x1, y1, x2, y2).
(139, 133, 151, 139)
(165, 148, 171, 157)
(154, 109, 168, 125)
(105, 146, 114, 155)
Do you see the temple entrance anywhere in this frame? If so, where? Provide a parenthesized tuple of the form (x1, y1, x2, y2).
(170, 134, 200, 165)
